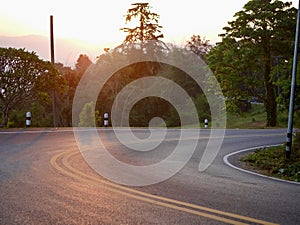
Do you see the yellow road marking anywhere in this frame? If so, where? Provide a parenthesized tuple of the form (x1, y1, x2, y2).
(50, 150, 279, 225)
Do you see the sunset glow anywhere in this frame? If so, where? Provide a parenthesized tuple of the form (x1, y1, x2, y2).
(1, 0, 298, 65)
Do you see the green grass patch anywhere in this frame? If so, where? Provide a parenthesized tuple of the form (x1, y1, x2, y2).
(226, 103, 300, 129)
(241, 132, 300, 182)
(226, 104, 267, 129)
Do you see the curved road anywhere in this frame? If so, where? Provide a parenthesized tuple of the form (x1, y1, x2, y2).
(0, 128, 299, 224)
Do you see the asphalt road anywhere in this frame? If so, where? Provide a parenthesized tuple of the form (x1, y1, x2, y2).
(0, 128, 299, 225)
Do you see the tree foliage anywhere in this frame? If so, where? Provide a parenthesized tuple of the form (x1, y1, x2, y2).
(208, 0, 297, 126)
(0, 47, 61, 127)
(75, 54, 92, 77)
(55, 54, 92, 126)
(95, 44, 210, 127)
(207, 37, 263, 114)
(185, 35, 213, 61)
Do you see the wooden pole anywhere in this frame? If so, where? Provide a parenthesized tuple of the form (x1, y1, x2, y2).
(50, 15, 57, 127)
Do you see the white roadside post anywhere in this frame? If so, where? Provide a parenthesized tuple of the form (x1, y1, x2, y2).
(204, 119, 208, 128)
(104, 113, 109, 127)
(26, 112, 31, 128)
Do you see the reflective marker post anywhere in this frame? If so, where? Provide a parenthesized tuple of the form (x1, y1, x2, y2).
(26, 112, 31, 128)
(286, 0, 300, 159)
(104, 113, 109, 127)
(204, 119, 208, 128)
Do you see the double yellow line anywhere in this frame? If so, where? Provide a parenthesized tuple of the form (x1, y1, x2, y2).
(50, 150, 278, 225)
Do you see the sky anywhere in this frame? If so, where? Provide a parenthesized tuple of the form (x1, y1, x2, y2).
(1, 0, 299, 65)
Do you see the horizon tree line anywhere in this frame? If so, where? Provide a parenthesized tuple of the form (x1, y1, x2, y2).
(1, 0, 299, 128)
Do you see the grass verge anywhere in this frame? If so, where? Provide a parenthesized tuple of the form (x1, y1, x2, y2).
(226, 104, 267, 129)
(226, 103, 300, 129)
(240, 132, 300, 182)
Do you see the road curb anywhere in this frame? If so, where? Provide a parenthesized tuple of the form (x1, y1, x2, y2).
(223, 145, 300, 185)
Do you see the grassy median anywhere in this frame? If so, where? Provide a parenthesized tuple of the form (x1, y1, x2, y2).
(241, 132, 300, 182)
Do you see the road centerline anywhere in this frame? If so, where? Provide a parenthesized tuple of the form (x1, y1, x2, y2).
(50, 150, 279, 225)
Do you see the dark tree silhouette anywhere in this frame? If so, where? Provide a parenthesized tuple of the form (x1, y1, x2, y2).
(120, 3, 163, 43)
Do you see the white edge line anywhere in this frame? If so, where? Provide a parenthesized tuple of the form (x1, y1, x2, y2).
(223, 145, 300, 185)
(0, 128, 110, 134)
(0, 127, 216, 135)
(0, 129, 73, 134)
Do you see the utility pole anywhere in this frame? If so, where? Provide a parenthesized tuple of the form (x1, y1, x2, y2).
(286, 0, 300, 159)
(50, 15, 57, 127)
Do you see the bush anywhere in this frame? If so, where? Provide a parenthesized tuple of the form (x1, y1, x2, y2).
(241, 132, 300, 182)
(78, 101, 101, 127)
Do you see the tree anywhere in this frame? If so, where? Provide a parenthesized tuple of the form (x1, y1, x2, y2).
(207, 37, 263, 114)
(54, 55, 92, 126)
(54, 63, 76, 126)
(274, 61, 300, 127)
(93, 2, 167, 126)
(78, 101, 99, 127)
(0, 47, 60, 127)
(185, 35, 213, 61)
(75, 54, 92, 78)
(120, 3, 163, 43)
(210, 0, 296, 126)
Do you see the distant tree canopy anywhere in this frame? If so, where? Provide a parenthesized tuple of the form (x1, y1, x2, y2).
(185, 35, 213, 62)
(3, 1, 299, 128)
(75, 54, 92, 77)
(0, 47, 61, 127)
(207, 0, 297, 126)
